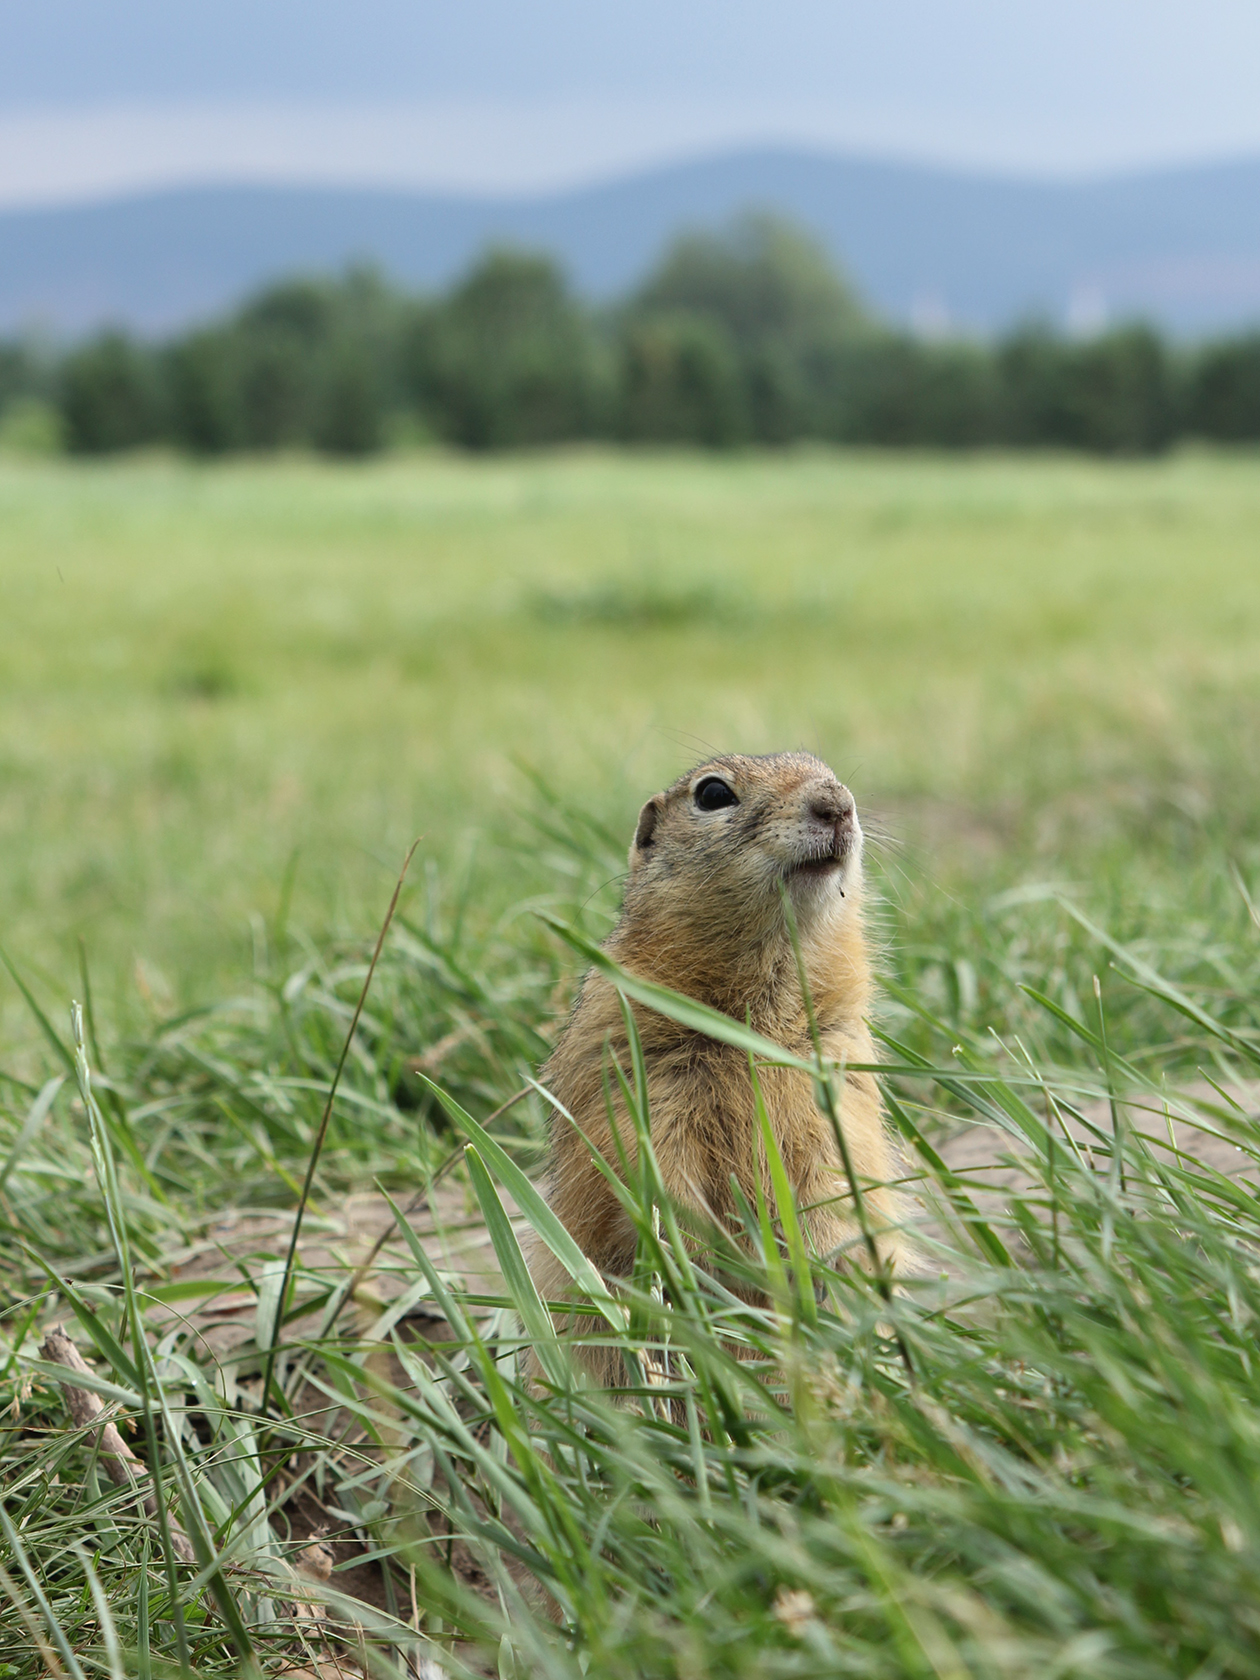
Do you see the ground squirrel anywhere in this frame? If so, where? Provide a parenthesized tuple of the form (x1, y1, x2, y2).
(530, 752, 910, 1378)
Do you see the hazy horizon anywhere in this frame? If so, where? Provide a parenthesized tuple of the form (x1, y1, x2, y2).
(5, 2, 1260, 208)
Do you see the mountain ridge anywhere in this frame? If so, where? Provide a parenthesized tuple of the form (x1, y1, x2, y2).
(4, 146, 1260, 337)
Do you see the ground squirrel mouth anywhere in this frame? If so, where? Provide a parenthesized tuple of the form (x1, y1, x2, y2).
(788, 854, 842, 877)
(786, 843, 848, 877)
(786, 821, 856, 878)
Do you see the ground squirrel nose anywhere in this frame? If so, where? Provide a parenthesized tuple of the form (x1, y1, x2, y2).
(808, 785, 854, 825)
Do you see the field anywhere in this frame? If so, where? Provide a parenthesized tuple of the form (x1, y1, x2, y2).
(3, 447, 1260, 1677)
(5, 447, 1260, 1018)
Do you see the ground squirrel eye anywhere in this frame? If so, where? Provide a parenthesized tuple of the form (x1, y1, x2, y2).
(694, 776, 738, 812)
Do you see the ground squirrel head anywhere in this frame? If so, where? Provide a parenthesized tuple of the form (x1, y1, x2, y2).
(622, 752, 862, 958)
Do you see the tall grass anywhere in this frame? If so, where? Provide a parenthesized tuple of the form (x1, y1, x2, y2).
(3, 800, 1260, 1677)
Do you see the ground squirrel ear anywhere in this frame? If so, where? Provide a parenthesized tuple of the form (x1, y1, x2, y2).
(631, 796, 661, 862)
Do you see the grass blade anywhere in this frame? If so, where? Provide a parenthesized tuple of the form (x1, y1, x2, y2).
(464, 1141, 572, 1391)
(418, 1075, 628, 1330)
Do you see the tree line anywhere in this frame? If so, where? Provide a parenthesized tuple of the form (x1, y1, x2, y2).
(3, 215, 1260, 456)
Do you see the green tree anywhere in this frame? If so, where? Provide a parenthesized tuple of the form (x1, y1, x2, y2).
(0, 337, 50, 419)
(999, 324, 1176, 454)
(636, 214, 866, 353)
(618, 313, 748, 446)
(229, 269, 398, 452)
(232, 278, 338, 448)
(1186, 334, 1260, 440)
(410, 250, 603, 449)
(626, 215, 870, 442)
(164, 329, 243, 453)
(60, 332, 164, 453)
(827, 336, 1000, 446)
(315, 347, 384, 454)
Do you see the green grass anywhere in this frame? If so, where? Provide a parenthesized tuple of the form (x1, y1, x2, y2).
(4, 446, 1260, 1033)
(3, 445, 1260, 1676)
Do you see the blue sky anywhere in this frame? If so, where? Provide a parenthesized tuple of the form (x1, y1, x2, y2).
(4, 2, 1260, 206)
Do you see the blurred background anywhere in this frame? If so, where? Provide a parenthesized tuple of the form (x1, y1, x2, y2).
(3, 0, 1260, 1035)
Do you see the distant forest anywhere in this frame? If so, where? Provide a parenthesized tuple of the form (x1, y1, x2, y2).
(3, 215, 1260, 456)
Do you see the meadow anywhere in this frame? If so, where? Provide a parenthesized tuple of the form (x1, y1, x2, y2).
(4, 445, 1260, 1025)
(3, 446, 1260, 1677)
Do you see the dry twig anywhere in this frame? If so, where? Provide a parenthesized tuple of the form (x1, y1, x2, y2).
(40, 1324, 196, 1563)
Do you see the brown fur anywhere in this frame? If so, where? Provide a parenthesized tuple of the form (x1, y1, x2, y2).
(530, 752, 910, 1383)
